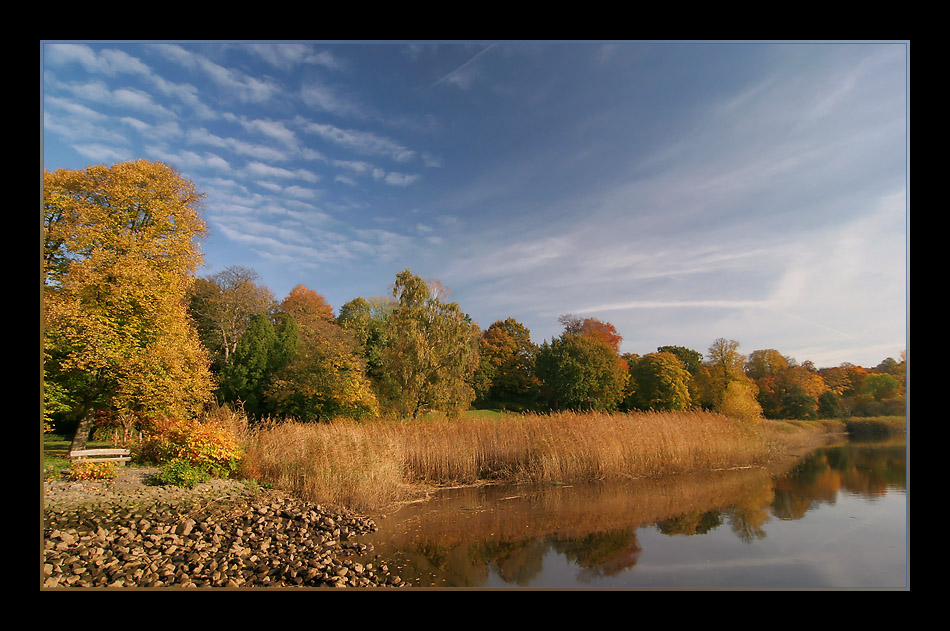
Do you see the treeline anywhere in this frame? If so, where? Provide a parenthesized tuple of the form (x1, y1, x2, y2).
(42, 160, 906, 444)
(186, 268, 907, 424)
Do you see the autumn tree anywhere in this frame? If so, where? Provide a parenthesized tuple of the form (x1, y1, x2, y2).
(266, 319, 379, 422)
(624, 352, 692, 412)
(188, 266, 276, 373)
(559, 314, 624, 354)
(656, 345, 703, 407)
(265, 285, 378, 421)
(744, 349, 791, 381)
(695, 338, 760, 420)
(472, 318, 540, 409)
(379, 270, 481, 418)
(43, 160, 214, 450)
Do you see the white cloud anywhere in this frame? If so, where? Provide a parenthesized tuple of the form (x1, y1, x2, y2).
(298, 119, 415, 163)
(245, 161, 320, 183)
(247, 44, 344, 71)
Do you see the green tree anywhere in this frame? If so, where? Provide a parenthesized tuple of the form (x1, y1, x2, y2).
(817, 390, 843, 418)
(43, 160, 214, 450)
(861, 373, 900, 401)
(217, 312, 299, 417)
(656, 345, 703, 376)
(379, 270, 481, 418)
(472, 318, 540, 409)
(536, 334, 628, 412)
(625, 352, 692, 411)
(337, 295, 393, 386)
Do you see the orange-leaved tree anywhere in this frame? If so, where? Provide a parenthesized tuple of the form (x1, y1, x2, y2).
(43, 160, 215, 451)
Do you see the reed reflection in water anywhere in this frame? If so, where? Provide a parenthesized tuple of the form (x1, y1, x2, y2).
(358, 442, 907, 589)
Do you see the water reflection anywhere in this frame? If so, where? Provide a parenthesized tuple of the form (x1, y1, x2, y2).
(359, 441, 907, 588)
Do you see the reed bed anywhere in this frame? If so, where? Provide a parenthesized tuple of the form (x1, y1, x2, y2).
(235, 409, 780, 511)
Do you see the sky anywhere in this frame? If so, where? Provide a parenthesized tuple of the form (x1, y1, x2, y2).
(41, 41, 908, 369)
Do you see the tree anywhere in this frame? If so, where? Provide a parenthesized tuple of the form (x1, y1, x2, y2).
(265, 286, 377, 422)
(625, 352, 692, 411)
(718, 380, 763, 422)
(472, 318, 540, 408)
(861, 373, 900, 401)
(266, 320, 378, 422)
(744, 349, 790, 381)
(277, 284, 334, 332)
(656, 345, 703, 376)
(536, 333, 628, 412)
(217, 312, 299, 416)
(43, 160, 214, 449)
(379, 270, 480, 418)
(695, 338, 760, 418)
(755, 365, 827, 419)
(187, 266, 276, 373)
(337, 295, 393, 386)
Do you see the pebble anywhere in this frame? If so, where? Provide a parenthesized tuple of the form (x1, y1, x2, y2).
(42, 469, 405, 588)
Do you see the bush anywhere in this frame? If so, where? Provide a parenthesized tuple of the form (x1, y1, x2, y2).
(136, 416, 243, 478)
(149, 457, 210, 488)
(64, 460, 117, 481)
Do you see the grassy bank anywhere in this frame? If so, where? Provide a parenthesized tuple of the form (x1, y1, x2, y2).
(234, 410, 847, 512)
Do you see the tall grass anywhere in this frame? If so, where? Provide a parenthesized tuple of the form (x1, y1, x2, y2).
(235, 409, 781, 512)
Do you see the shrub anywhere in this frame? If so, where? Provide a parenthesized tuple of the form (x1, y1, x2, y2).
(149, 457, 210, 488)
(136, 416, 243, 478)
(65, 460, 117, 481)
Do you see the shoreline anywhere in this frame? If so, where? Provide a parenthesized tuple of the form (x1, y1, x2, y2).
(42, 469, 406, 588)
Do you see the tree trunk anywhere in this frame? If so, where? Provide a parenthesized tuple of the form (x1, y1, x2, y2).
(69, 408, 96, 453)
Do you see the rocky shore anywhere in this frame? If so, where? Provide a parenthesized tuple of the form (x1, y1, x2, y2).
(42, 468, 405, 588)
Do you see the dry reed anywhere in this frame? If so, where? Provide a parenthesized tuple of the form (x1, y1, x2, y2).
(235, 409, 781, 511)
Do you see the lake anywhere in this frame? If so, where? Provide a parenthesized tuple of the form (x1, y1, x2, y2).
(357, 440, 908, 589)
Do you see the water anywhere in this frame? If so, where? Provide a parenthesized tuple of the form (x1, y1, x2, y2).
(358, 441, 908, 589)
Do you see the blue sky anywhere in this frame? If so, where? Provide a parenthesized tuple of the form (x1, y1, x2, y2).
(42, 41, 908, 369)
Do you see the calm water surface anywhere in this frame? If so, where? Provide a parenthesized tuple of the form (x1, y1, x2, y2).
(358, 441, 907, 589)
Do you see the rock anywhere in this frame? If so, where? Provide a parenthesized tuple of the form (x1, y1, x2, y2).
(42, 478, 400, 589)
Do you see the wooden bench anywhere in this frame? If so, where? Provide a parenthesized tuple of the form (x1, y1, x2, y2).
(68, 448, 131, 466)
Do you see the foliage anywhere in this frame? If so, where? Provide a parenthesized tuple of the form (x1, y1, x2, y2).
(277, 284, 335, 332)
(624, 352, 692, 411)
(136, 416, 242, 478)
(656, 345, 703, 375)
(536, 333, 628, 411)
(217, 312, 299, 416)
(559, 314, 624, 353)
(337, 296, 393, 385)
(187, 266, 276, 373)
(149, 457, 211, 488)
(266, 327, 380, 422)
(744, 349, 791, 381)
(43, 160, 215, 439)
(755, 365, 828, 419)
(379, 270, 481, 418)
(262, 285, 379, 422)
(861, 373, 901, 401)
(695, 338, 756, 414)
(473, 318, 540, 408)
(64, 460, 118, 481)
(717, 380, 763, 422)
(817, 391, 843, 418)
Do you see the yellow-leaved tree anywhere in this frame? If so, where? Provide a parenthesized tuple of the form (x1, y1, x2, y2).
(43, 160, 215, 451)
